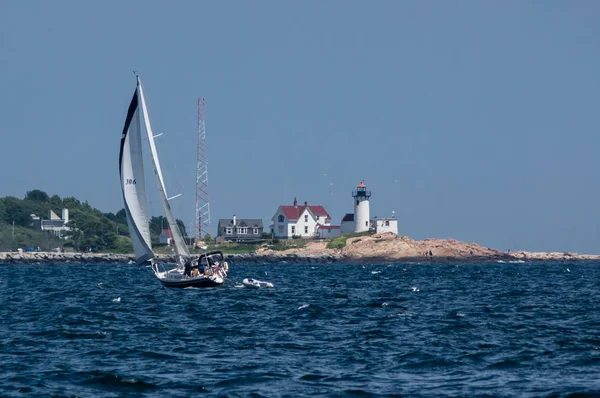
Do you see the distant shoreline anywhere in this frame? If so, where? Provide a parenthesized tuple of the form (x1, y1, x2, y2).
(2, 233, 598, 265)
(0, 250, 598, 266)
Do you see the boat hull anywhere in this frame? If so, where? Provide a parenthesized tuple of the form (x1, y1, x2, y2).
(159, 277, 223, 288)
(152, 257, 227, 289)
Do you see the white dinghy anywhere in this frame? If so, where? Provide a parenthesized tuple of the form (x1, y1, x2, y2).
(242, 278, 274, 289)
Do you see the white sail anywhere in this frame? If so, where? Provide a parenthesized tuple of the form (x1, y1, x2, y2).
(137, 77, 191, 258)
(119, 86, 154, 264)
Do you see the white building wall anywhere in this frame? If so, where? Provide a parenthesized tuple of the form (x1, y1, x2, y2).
(354, 198, 370, 233)
(318, 228, 342, 239)
(374, 218, 398, 234)
(340, 220, 355, 235)
(314, 215, 330, 225)
(271, 208, 294, 239)
(296, 209, 318, 238)
(288, 222, 298, 237)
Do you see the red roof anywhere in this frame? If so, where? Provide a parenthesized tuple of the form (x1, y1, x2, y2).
(280, 204, 330, 220)
(161, 229, 173, 238)
(318, 225, 340, 230)
(357, 181, 366, 188)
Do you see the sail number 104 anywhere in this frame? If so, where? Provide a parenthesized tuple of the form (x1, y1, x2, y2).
(125, 179, 137, 185)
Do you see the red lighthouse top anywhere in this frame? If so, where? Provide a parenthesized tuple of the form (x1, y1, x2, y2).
(357, 181, 366, 188)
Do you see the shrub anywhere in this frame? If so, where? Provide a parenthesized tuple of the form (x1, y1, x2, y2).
(326, 236, 347, 249)
(325, 231, 373, 250)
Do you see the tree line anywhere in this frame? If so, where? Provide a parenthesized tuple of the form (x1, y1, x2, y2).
(0, 190, 187, 252)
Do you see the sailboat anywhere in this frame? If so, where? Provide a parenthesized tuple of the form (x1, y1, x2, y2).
(119, 75, 228, 288)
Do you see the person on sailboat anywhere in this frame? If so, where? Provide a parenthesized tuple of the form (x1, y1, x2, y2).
(184, 258, 192, 277)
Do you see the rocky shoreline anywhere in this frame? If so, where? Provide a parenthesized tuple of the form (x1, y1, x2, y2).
(0, 243, 600, 265)
(0, 251, 340, 265)
(2, 232, 599, 266)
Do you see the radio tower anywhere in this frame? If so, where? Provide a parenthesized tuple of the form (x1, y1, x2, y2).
(195, 98, 211, 244)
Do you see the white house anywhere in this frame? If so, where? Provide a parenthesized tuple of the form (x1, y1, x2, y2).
(373, 217, 398, 235)
(317, 225, 341, 239)
(31, 208, 71, 238)
(271, 198, 331, 239)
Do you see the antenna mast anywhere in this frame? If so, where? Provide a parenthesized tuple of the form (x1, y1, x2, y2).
(195, 98, 211, 244)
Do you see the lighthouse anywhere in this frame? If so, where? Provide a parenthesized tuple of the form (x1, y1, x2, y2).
(352, 181, 371, 233)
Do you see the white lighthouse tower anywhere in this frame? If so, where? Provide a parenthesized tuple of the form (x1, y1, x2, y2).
(352, 181, 371, 233)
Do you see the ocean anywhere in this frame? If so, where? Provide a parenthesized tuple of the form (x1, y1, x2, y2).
(1, 261, 599, 397)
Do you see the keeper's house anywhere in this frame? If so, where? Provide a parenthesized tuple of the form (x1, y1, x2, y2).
(270, 198, 332, 239)
(217, 215, 264, 242)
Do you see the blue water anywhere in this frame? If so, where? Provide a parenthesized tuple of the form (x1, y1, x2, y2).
(1, 262, 600, 397)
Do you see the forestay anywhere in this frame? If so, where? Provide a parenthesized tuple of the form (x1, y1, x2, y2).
(137, 77, 191, 259)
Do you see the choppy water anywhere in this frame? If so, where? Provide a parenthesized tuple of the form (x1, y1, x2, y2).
(1, 262, 600, 397)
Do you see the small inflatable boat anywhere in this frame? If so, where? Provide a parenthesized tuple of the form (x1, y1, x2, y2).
(242, 278, 274, 289)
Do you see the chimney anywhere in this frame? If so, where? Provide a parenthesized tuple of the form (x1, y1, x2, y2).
(62, 208, 69, 225)
(293, 197, 297, 207)
(232, 214, 237, 226)
(304, 201, 308, 207)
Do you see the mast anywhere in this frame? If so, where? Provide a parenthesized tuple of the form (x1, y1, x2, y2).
(195, 98, 211, 244)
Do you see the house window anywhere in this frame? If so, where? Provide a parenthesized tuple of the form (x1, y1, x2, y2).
(304, 215, 308, 222)
(278, 215, 284, 223)
(385, 220, 389, 226)
(365, 221, 368, 227)
(304, 226, 308, 233)
(253, 228, 258, 234)
(278, 226, 284, 233)
(291, 226, 295, 234)
(237, 227, 247, 234)
(226, 227, 232, 235)
(316, 216, 319, 221)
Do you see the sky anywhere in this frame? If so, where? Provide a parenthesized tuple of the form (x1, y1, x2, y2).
(1, 1, 599, 253)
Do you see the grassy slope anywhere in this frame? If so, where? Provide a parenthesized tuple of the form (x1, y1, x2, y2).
(0, 223, 67, 251)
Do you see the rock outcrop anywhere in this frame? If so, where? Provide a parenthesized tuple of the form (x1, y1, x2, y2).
(2, 234, 598, 265)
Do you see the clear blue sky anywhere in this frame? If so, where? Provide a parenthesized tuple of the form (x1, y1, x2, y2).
(1, 1, 599, 253)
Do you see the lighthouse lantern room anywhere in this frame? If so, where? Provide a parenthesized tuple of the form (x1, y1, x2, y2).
(352, 181, 371, 233)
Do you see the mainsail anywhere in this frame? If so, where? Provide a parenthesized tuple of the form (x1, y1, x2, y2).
(137, 77, 191, 259)
(119, 85, 154, 264)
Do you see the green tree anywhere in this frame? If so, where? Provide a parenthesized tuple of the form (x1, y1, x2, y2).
(0, 200, 5, 223)
(177, 219, 187, 237)
(150, 216, 187, 237)
(150, 216, 167, 236)
(114, 208, 127, 224)
(25, 190, 49, 202)
(62, 196, 82, 210)
(49, 194, 62, 207)
(2, 197, 31, 226)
